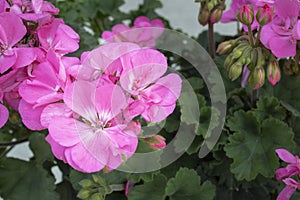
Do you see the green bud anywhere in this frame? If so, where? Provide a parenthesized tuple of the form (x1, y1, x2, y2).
(267, 59, 281, 86)
(207, 1, 215, 11)
(90, 193, 104, 200)
(210, 8, 223, 24)
(79, 179, 94, 188)
(198, 8, 210, 26)
(248, 67, 265, 89)
(224, 54, 234, 70)
(77, 189, 92, 199)
(216, 40, 238, 55)
(229, 63, 243, 81)
(92, 175, 106, 186)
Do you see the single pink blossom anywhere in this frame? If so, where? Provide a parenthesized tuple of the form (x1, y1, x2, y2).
(0, 88, 8, 128)
(119, 48, 182, 122)
(0, 12, 36, 73)
(47, 81, 140, 172)
(275, 149, 300, 180)
(277, 178, 300, 200)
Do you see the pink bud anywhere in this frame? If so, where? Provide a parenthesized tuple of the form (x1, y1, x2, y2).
(267, 59, 281, 86)
(198, 8, 210, 26)
(248, 67, 265, 89)
(210, 8, 223, 24)
(237, 5, 254, 25)
(125, 181, 135, 196)
(144, 135, 166, 150)
(256, 4, 273, 26)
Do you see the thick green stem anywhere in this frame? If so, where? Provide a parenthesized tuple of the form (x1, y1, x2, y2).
(247, 25, 255, 47)
(109, 184, 125, 192)
(208, 22, 215, 59)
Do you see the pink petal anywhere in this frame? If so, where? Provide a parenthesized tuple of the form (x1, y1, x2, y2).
(0, 104, 8, 128)
(0, 51, 17, 73)
(0, 12, 26, 47)
(95, 84, 127, 121)
(63, 80, 97, 123)
(276, 149, 297, 163)
(269, 35, 296, 58)
(276, 168, 291, 180)
(48, 117, 81, 147)
(41, 103, 73, 128)
(143, 104, 176, 122)
(18, 99, 46, 130)
(134, 16, 151, 27)
(13, 48, 37, 69)
(277, 185, 296, 200)
(78, 42, 140, 80)
(69, 143, 105, 173)
(45, 134, 66, 162)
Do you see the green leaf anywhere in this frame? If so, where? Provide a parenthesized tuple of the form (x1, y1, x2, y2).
(128, 174, 167, 200)
(225, 111, 295, 181)
(127, 171, 160, 183)
(165, 168, 216, 200)
(187, 77, 204, 91)
(29, 133, 54, 164)
(98, 0, 125, 14)
(255, 96, 286, 120)
(55, 180, 79, 200)
(0, 158, 59, 200)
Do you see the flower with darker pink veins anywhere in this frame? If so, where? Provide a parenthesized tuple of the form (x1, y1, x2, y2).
(277, 178, 300, 200)
(275, 149, 300, 180)
(46, 81, 140, 172)
(102, 16, 164, 48)
(260, 0, 300, 58)
(0, 12, 36, 73)
(37, 18, 80, 55)
(119, 48, 182, 123)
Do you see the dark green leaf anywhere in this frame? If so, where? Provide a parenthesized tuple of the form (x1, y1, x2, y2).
(29, 133, 54, 164)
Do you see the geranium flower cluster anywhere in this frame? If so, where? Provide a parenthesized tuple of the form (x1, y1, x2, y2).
(0, 0, 181, 172)
(275, 149, 300, 200)
(101, 16, 165, 48)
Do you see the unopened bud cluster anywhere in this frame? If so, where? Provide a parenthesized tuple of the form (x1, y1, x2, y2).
(237, 4, 273, 26)
(197, 0, 226, 25)
(218, 39, 281, 89)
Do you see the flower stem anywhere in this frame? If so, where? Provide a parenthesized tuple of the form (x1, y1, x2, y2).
(208, 22, 215, 59)
(109, 184, 125, 192)
(0, 137, 29, 147)
(247, 25, 255, 47)
(251, 89, 258, 106)
(255, 26, 263, 47)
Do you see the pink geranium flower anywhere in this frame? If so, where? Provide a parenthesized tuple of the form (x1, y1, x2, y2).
(102, 16, 164, 47)
(277, 178, 300, 200)
(0, 88, 8, 128)
(119, 48, 182, 122)
(275, 149, 300, 180)
(47, 81, 140, 172)
(0, 12, 36, 73)
(260, 0, 300, 58)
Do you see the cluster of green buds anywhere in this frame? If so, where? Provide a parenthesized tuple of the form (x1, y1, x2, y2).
(77, 175, 112, 200)
(218, 38, 281, 89)
(196, 0, 226, 25)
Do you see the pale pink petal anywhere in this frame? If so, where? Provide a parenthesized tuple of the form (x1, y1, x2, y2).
(13, 48, 37, 69)
(64, 148, 84, 172)
(276, 149, 297, 163)
(0, 104, 8, 128)
(134, 16, 151, 27)
(69, 143, 105, 173)
(48, 117, 81, 147)
(41, 103, 73, 128)
(45, 134, 66, 162)
(18, 99, 45, 130)
(95, 84, 127, 121)
(78, 43, 140, 80)
(143, 104, 176, 123)
(63, 80, 97, 123)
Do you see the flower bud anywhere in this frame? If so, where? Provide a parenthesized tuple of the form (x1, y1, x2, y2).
(229, 63, 243, 81)
(241, 65, 251, 88)
(198, 8, 210, 26)
(210, 8, 223, 24)
(144, 135, 166, 150)
(248, 67, 265, 89)
(267, 59, 281, 86)
(237, 5, 254, 25)
(256, 4, 273, 26)
(216, 40, 236, 55)
(77, 189, 92, 199)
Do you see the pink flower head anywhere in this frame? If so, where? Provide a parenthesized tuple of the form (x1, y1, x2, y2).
(102, 16, 164, 48)
(0, 12, 36, 73)
(47, 81, 140, 172)
(277, 178, 300, 200)
(37, 18, 80, 55)
(256, 3, 273, 25)
(275, 149, 300, 180)
(260, 0, 300, 58)
(119, 48, 182, 122)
